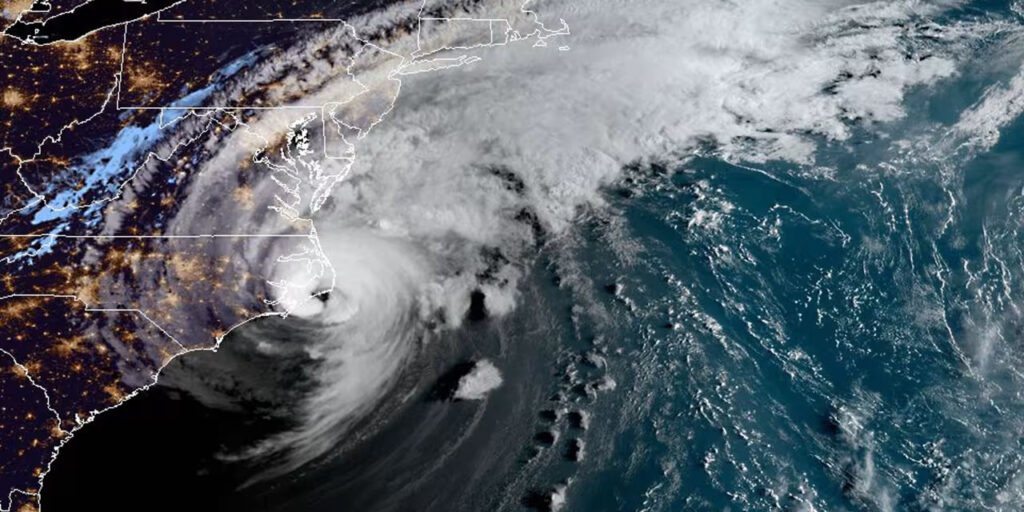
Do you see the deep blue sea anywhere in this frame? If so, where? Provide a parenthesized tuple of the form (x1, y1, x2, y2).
(37, 3, 1024, 511)
(559, 113, 1024, 510)
(48, 127, 1024, 511)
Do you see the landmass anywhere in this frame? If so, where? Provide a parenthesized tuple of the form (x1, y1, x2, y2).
(0, 0, 568, 510)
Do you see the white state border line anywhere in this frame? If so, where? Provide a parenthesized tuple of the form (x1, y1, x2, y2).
(0, 0, 187, 46)
(0, 2, 572, 509)
(0, 231, 315, 512)
(5, 304, 290, 512)
(0, 289, 192, 511)
(128, 106, 325, 110)
(0, 345, 62, 511)
(118, 17, 350, 112)
(16, 105, 229, 227)
(0, 346, 65, 436)
(0, 233, 311, 238)
(156, 16, 351, 22)
(0, 294, 189, 352)
(5, 71, 122, 228)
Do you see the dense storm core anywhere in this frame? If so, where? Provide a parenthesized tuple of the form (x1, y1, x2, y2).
(8, 1, 1024, 511)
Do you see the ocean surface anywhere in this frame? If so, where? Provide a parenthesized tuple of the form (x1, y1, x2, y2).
(35, 2, 1024, 511)
(45, 120, 1024, 512)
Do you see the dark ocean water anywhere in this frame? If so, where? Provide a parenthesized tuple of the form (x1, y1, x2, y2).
(46, 116, 1024, 510)
(42, 106, 1024, 510)
(41, 3, 1024, 510)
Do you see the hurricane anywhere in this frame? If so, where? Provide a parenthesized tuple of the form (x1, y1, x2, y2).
(28, 0, 1024, 511)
